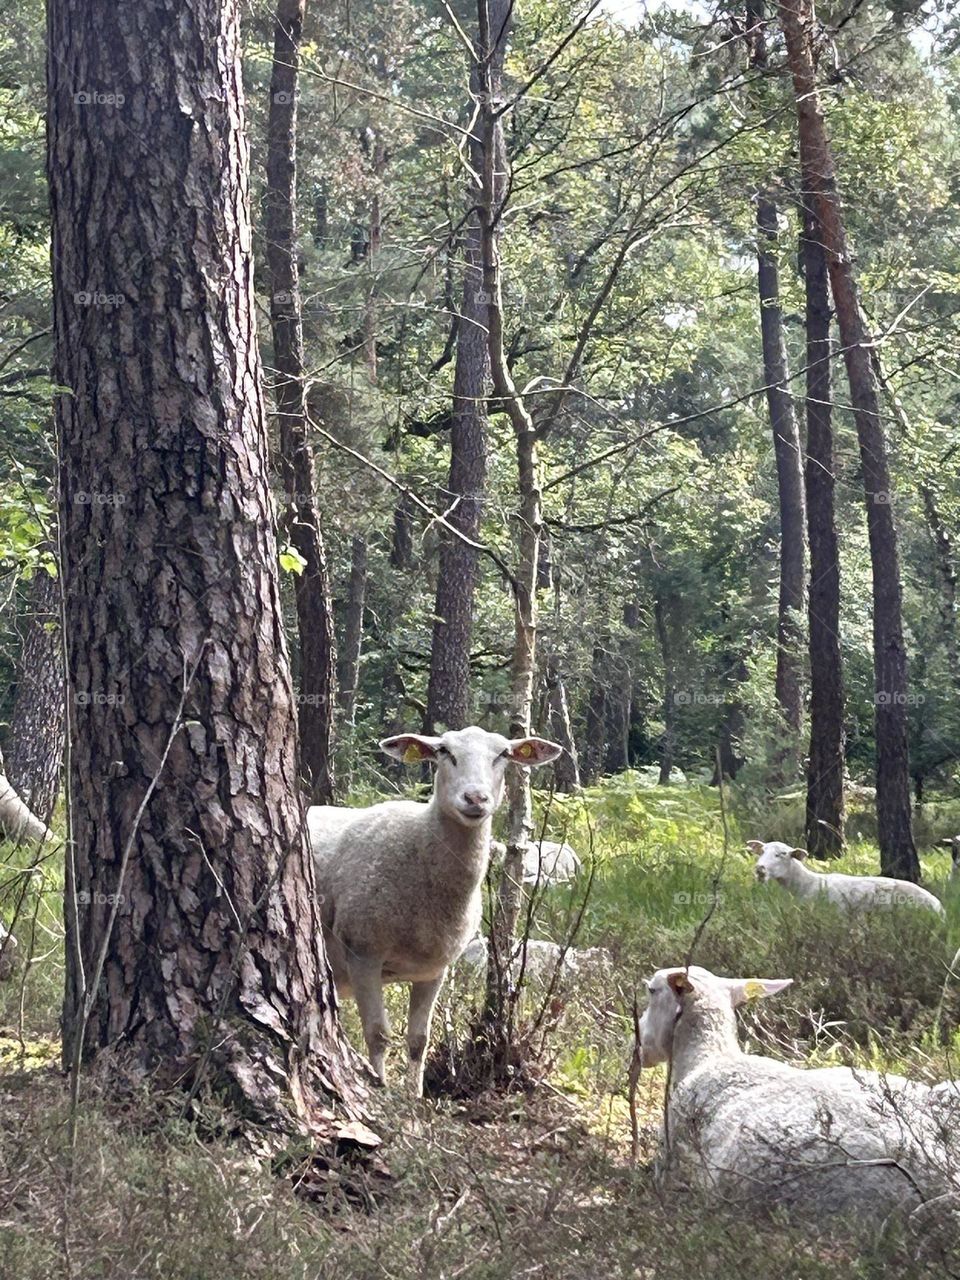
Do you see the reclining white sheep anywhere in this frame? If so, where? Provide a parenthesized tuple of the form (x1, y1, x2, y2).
(489, 837, 582, 886)
(458, 935, 611, 983)
(749, 840, 945, 916)
(308, 726, 562, 1095)
(638, 963, 958, 1221)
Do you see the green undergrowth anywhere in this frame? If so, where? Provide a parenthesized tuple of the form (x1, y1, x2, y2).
(1, 776, 959, 1275)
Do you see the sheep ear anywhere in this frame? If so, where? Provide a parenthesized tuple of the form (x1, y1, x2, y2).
(666, 969, 695, 997)
(380, 734, 442, 764)
(789, 847, 808, 860)
(506, 737, 563, 767)
(730, 977, 793, 1007)
(745, 840, 764, 856)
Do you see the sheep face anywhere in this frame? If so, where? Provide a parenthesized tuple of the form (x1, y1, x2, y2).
(749, 840, 806, 884)
(380, 725, 562, 828)
(638, 965, 792, 1066)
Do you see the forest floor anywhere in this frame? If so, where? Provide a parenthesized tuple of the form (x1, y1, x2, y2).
(1, 774, 959, 1278)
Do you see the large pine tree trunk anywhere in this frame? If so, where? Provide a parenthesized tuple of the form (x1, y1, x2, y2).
(778, 0, 918, 879)
(5, 560, 65, 824)
(746, 1, 805, 768)
(49, 0, 363, 1125)
(265, 0, 336, 804)
(423, 29, 490, 733)
(801, 189, 846, 857)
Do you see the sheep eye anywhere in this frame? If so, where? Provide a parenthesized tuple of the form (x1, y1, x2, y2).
(436, 745, 456, 765)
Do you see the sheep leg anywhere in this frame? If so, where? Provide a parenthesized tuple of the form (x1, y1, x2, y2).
(406, 971, 445, 1098)
(347, 954, 391, 1083)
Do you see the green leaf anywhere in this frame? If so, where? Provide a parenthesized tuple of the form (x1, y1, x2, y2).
(279, 545, 307, 576)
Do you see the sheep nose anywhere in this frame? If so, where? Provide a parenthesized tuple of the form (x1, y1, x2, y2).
(755, 868, 766, 882)
(463, 788, 491, 807)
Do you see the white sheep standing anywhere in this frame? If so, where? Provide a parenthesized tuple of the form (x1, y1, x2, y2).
(749, 840, 945, 916)
(308, 726, 562, 1095)
(638, 964, 958, 1221)
(489, 837, 582, 886)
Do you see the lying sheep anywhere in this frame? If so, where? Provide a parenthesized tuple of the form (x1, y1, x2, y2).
(749, 840, 945, 916)
(638, 963, 957, 1221)
(458, 935, 611, 983)
(489, 837, 582, 886)
(308, 726, 562, 1095)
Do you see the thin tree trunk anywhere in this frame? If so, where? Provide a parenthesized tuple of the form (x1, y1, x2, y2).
(654, 594, 676, 785)
(5, 560, 65, 824)
(582, 640, 607, 784)
(266, 0, 336, 804)
(423, 28, 490, 734)
(778, 0, 918, 880)
(920, 486, 960, 687)
(746, 0, 806, 767)
(337, 535, 367, 726)
(49, 0, 364, 1126)
(801, 190, 846, 857)
(544, 652, 580, 792)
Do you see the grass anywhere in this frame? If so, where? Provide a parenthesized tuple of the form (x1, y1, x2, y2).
(1, 776, 959, 1277)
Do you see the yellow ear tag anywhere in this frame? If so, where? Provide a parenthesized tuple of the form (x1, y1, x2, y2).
(743, 980, 766, 1001)
(516, 742, 534, 760)
(402, 744, 422, 764)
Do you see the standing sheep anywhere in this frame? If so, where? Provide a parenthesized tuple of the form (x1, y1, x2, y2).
(638, 964, 957, 1221)
(308, 726, 562, 1095)
(749, 840, 945, 916)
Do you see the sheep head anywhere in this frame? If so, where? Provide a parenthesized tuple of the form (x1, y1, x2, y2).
(380, 725, 562, 827)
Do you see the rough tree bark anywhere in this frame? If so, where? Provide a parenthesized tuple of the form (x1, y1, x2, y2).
(265, 0, 336, 804)
(423, 22, 491, 734)
(5, 560, 65, 824)
(746, 0, 806, 769)
(801, 188, 845, 856)
(49, 0, 364, 1125)
(779, 0, 919, 879)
